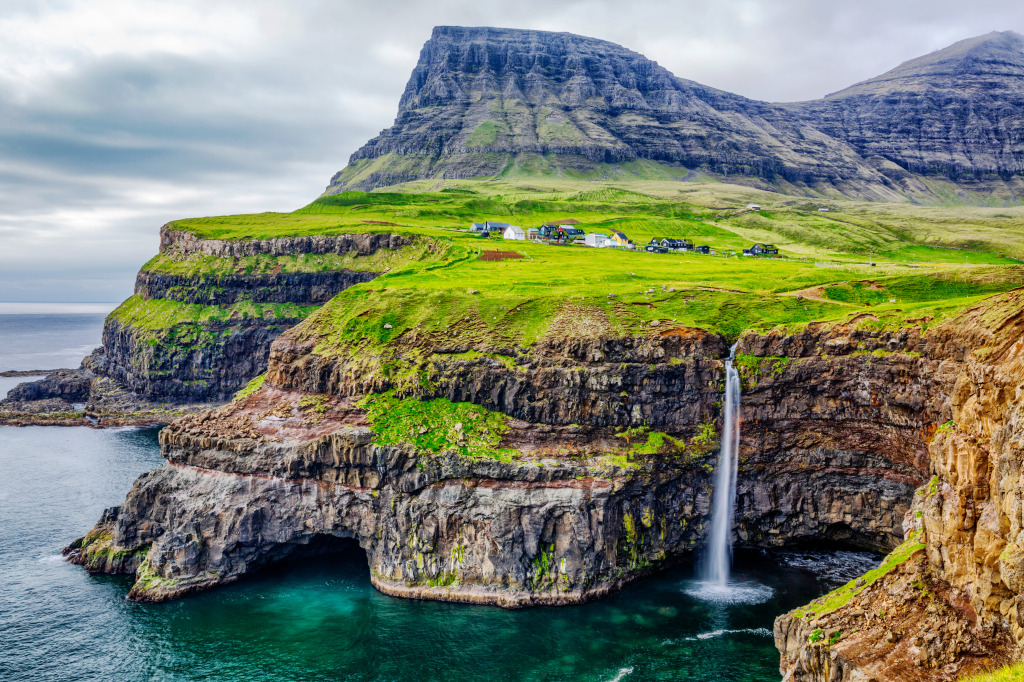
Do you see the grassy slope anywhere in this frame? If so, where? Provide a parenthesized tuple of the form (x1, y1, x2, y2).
(170, 180, 1024, 265)
(964, 663, 1024, 681)
(149, 181, 1023, 346)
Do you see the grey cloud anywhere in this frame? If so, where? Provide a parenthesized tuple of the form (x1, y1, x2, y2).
(0, 0, 1022, 302)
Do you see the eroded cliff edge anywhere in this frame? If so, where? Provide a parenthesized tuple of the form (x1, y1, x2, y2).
(1, 226, 426, 426)
(775, 289, 1024, 681)
(66, 296, 954, 610)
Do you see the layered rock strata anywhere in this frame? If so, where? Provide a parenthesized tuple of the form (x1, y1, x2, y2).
(328, 27, 1024, 198)
(775, 289, 1024, 681)
(82, 227, 410, 406)
(69, 317, 945, 606)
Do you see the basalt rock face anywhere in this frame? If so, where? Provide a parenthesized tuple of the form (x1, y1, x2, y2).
(67, 388, 714, 606)
(87, 227, 410, 405)
(69, 314, 953, 607)
(134, 270, 378, 306)
(99, 316, 300, 402)
(790, 31, 1024, 183)
(3, 368, 94, 402)
(775, 289, 1024, 682)
(158, 226, 410, 258)
(327, 27, 1024, 199)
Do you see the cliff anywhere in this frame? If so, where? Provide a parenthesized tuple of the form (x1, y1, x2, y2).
(82, 227, 415, 410)
(791, 31, 1024, 183)
(67, 308, 948, 607)
(775, 289, 1024, 681)
(327, 27, 1024, 200)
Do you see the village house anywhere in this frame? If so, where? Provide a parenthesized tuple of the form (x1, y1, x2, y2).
(645, 242, 669, 254)
(470, 221, 511, 233)
(584, 233, 608, 248)
(660, 238, 693, 251)
(694, 245, 711, 254)
(527, 227, 540, 240)
(538, 224, 562, 240)
(610, 230, 633, 248)
(746, 204, 761, 211)
(503, 225, 527, 241)
(748, 243, 779, 256)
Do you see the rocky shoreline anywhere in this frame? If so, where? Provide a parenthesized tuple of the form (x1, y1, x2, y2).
(66, 313, 940, 608)
(58, 284, 1024, 681)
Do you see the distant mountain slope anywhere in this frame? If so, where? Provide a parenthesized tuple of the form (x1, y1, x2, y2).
(790, 31, 1024, 182)
(326, 26, 1024, 201)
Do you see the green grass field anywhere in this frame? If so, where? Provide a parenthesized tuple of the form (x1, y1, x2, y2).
(169, 180, 1024, 265)
(135, 180, 1024, 352)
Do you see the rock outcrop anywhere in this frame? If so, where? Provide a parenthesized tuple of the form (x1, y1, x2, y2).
(775, 289, 1024, 681)
(3, 368, 94, 402)
(69, 311, 949, 607)
(80, 227, 413, 407)
(327, 27, 1024, 200)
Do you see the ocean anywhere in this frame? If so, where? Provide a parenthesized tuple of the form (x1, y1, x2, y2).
(0, 309, 876, 681)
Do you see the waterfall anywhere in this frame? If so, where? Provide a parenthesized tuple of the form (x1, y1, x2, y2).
(701, 343, 741, 586)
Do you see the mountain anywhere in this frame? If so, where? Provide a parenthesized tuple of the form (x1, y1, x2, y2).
(326, 27, 1024, 201)
(789, 31, 1024, 183)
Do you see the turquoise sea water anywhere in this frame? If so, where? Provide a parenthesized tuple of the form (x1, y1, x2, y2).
(0, 313, 878, 681)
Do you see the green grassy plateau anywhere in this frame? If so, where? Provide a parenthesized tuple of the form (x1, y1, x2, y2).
(129, 180, 1024, 346)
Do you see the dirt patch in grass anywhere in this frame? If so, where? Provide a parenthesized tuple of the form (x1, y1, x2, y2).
(478, 250, 524, 261)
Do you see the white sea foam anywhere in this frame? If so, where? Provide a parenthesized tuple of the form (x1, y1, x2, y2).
(682, 579, 775, 605)
(606, 667, 634, 682)
(776, 550, 881, 586)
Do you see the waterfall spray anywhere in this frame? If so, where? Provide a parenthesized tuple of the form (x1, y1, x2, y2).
(701, 343, 741, 586)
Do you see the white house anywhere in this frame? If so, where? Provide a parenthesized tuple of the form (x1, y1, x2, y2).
(503, 225, 526, 241)
(470, 221, 511, 233)
(585, 233, 608, 248)
(746, 204, 761, 211)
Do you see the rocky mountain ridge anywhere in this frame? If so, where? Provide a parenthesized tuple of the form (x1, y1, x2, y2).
(327, 27, 1024, 200)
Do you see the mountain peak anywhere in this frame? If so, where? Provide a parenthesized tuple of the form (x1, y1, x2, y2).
(326, 27, 1024, 199)
(827, 30, 1024, 98)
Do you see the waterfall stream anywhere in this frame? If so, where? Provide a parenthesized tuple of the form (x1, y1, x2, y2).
(702, 343, 741, 586)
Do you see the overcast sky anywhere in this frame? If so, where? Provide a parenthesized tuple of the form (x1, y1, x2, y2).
(0, 0, 1021, 303)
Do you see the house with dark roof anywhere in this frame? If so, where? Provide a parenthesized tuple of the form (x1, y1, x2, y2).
(660, 238, 693, 251)
(538, 224, 562, 240)
(610, 230, 632, 248)
(470, 221, 512, 234)
(694, 245, 711, 254)
(750, 243, 779, 256)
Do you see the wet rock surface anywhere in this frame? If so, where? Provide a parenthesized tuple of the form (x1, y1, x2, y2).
(70, 317, 947, 608)
(775, 289, 1024, 681)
